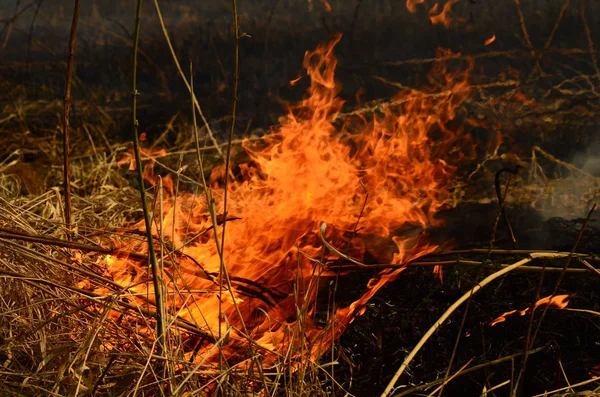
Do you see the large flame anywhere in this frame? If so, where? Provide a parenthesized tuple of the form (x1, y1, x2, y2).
(99, 34, 473, 369)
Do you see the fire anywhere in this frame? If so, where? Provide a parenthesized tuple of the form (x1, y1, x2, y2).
(429, 0, 462, 27)
(484, 34, 497, 46)
(407, 0, 465, 27)
(116, 146, 167, 171)
(489, 294, 572, 326)
(100, 34, 473, 369)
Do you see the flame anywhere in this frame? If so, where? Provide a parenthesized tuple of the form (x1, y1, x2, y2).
(117, 147, 167, 171)
(97, 34, 474, 369)
(484, 34, 496, 46)
(489, 294, 572, 326)
(289, 75, 303, 86)
(307, 0, 332, 12)
(406, 0, 426, 13)
(406, 0, 465, 27)
(433, 265, 444, 284)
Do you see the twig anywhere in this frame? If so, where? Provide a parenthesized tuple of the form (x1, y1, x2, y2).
(494, 166, 521, 247)
(513, 0, 535, 55)
(533, 145, 598, 179)
(90, 354, 118, 396)
(333, 260, 594, 274)
(0, 226, 212, 278)
(62, 0, 81, 239)
(529, 0, 571, 80)
(393, 347, 546, 397)
(382, 48, 591, 67)
(0, 1, 35, 47)
(578, 258, 600, 279)
(219, 0, 241, 346)
(130, 0, 165, 358)
(437, 248, 561, 256)
(580, 0, 600, 86)
(0, 268, 212, 339)
(529, 375, 600, 397)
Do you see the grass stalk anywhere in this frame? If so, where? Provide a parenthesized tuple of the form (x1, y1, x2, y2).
(218, 0, 241, 353)
(151, 0, 228, 170)
(130, 0, 165, 359)
(62, 0, 81, 239)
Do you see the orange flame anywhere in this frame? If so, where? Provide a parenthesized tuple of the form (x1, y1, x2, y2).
(406, 0, 426, 13)
(407, 0, 465, 27)
(97, 34, 474, 368)
(484, 34, 497, 46)
(489, 294, 572, 326)
(289, 75, 302, 86)
(117, 147, 166, 171)
(429, 0, 463, 27)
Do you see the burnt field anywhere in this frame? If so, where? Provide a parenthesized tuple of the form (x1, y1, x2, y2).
(1, 1, 600, 396)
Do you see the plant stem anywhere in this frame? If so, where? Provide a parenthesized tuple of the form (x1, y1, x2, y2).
(218, 0, 240, 348)
(131, 0, 165, 357)
(62, 0, 81, 239)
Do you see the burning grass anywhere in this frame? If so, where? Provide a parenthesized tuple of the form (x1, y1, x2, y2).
(0, 34, 479, 394)
(2, 1, 600, 396)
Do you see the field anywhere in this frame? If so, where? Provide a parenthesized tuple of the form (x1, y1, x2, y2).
(1, 1, 600, 396)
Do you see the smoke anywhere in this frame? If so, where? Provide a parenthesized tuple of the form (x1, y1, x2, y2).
(530, 143, 600, 221)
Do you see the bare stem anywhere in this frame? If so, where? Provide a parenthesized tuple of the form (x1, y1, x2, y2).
(62, 0, 81, 239)
(218, 0, 241, 348)
(131, 0, 165, 357)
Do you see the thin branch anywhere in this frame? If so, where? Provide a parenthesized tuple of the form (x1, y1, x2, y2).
(529, 0, 571, 80)
(62, 0, 81, 239)
(394, 347, 546, 397)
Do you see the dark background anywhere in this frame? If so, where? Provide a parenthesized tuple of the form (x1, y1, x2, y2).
(2, 0, 599, 137)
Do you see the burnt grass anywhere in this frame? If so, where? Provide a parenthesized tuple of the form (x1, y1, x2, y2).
(332, 206, 600, 396)
(3, 0, 600, 395)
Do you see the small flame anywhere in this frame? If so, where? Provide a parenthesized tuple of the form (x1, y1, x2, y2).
(117, 147, 167, 171)
(406, 0, 465, 28)
(484, 34, 496, 46)
(320, 0, 332, 12)
(406, 0, 426, 13)
(429, 0, 462, 28)
(289, 75, 303, 86)
(433, 265, 444, 284)
(489, 294, 572, 326)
